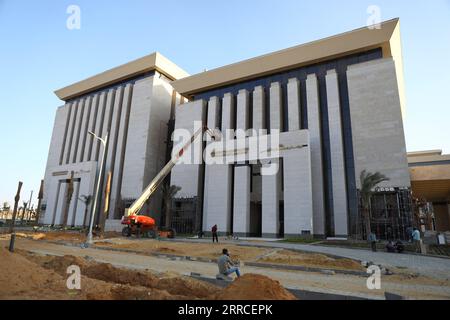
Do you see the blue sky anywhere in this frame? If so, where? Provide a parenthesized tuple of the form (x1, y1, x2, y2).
(0, 0, 449, 206)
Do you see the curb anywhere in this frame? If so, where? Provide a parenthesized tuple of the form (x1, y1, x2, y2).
(28, 239, 369, 276)
(244, 261, 368, 277)
(189, 274, 374, 300)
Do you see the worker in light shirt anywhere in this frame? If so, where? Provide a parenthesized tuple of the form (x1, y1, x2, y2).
(217, 248, 241, 279)
(412, 228, 422, 253)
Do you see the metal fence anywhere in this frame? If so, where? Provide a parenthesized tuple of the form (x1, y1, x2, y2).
(357, 188, 413, 240)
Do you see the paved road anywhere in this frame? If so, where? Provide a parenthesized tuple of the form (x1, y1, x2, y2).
(3, 238, 450, 300)
(161, 238, 450, 280)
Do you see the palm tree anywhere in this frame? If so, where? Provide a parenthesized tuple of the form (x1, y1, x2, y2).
(161, 184, 181, 229)
(359, 170, 389, 239)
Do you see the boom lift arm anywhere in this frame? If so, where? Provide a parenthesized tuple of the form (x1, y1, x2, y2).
(125, 125, 218, 217)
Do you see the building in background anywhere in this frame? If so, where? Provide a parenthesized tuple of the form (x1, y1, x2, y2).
(408, 150, 450, 232)
(40, 53, 188, 230)
(170, 18, 412, 239)
(41, 18, 414, 239)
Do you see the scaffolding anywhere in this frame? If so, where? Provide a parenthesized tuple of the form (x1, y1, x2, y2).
(168, 197, 201, 235)
(357, 187, 413, 240)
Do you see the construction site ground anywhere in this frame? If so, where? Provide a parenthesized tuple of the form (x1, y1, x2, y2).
(1, 231, 450, 300)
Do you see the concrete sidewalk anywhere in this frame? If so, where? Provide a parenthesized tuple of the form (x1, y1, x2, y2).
(165, 237, 450, 280)
(6, 238, 450, 299)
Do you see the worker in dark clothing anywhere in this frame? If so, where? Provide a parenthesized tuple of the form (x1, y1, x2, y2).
(368, 232, 377, 252)
(395, 240, 405, 253)
(386, 241, 396, 253)
(212, 224, 219, 243)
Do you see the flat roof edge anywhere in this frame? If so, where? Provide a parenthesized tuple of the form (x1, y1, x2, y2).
(55, 52, 189, 101)
(173, 18, 400, 96)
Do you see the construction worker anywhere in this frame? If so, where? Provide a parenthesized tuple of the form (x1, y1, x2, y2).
(368, 232, 377, 252)
(211, 224, 218, 243)
(217, 248, 241, 279)
(412, 228, 422, 253)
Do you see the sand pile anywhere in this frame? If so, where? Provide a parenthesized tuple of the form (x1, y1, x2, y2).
(37, 231, 86, 242)
(34, 254, 158, 288)
(158, 276, 217, 299)
(21, 253, 217, 299)
(260, 250, 364, 271)
(0, 233, 45, 241)
(3, 248, 298, 300)
(94, 239, 268, 262)
(213, 274, 297, 300)
(0, 247, 72, 299)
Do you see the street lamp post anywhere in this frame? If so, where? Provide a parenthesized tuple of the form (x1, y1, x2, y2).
(86, 131, 108, 245)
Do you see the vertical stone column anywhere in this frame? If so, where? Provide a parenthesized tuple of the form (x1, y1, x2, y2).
(42, 104, 70, 222)
(235, 89, 249, 139)
(84, 94, 100, 162)
(306, 73, 326, 236)
(51, 181, 67, 225)
(110, 84, 133, 219)
(77, 96, 92, 163)
(67, 180, 80, 227)
(233, 89, 251, 236)
(207, 97, 221, 130)
(55, 182, 67, 225)
(75, 180, 88, 226)
(92, 92, 107, 161)
(269, 82, 283, 131)
(43, 180, 61, 225)
(262, 82, 282, 237)
(169, 99, 206, 198)
(95, 89, 116, 218)
(102, 89, 116, 146)
(70, 98, 86, 163)
(283, 146, 313, 236)
(326, 70, 348, 237)
(203, 96, 221, 231)
(59, 102, 73, 165)
(253, 86, 265, 132)
(204, 94, 234, 234)
(287, 78, 301, 131)
(104, 86, 124, 218)
(62, 101, 78, 164)
(262, 158, 280, 237)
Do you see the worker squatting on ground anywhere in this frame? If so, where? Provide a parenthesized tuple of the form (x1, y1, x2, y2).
(217, 248, 241, 279)
(212, 224, 218, 243)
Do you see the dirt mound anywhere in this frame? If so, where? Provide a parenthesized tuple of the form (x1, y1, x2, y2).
(85, 283, 166, 300)
(1, 248, 220, 300)
(20, 252, 217, 299)
(157, 276, 216, 299)
(40, 231, 86, 242)
(0, 233, 46, 241)
(260, 250, 364, 271)
(40, 255, 89, 275)
(107, 285, 186, 300)
(213, 274, 297, 300)
(155, 247, 179, 254)
(84, 263, 159, 288)
(0, 247, 71, 299)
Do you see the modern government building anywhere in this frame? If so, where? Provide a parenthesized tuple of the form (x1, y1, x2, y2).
(41, 18, 439, 239)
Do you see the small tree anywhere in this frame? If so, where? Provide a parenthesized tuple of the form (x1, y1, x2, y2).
(2, 202, 10, 219)
(20, 201, 28, 222)
(79, 195, 92, 228)
(359, 170, 389, 239)
(162, 184, 181, 229)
